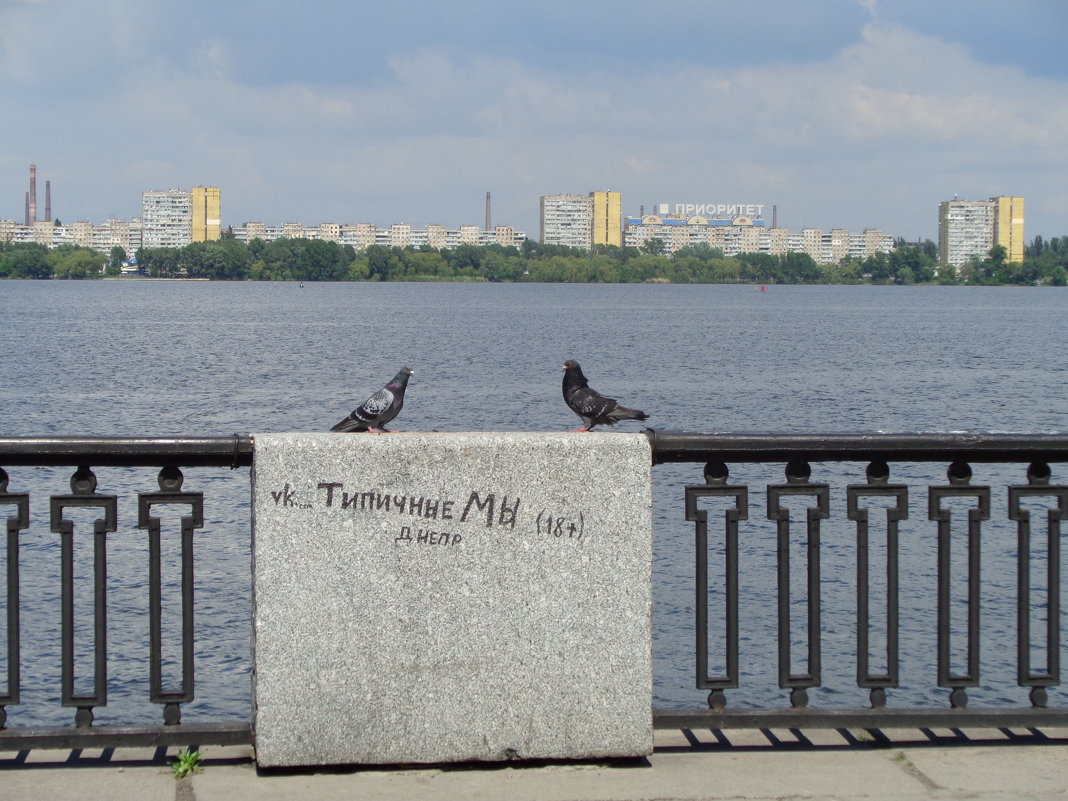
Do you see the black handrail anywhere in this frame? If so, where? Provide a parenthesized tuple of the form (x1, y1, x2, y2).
(0, 435, 254, 467)
(644, 430, 1068, 464)
(4, 430, 1068, 466)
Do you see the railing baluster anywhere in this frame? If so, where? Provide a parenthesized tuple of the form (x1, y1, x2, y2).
(1008, 461, 1065, 708)
(929, 460, 990, 709)
(50, 466, 118, 727)
(138, 465, 204, 725)
(685, 460, 746, 709)
(847, 460, 907, 709)
(0, 467, 29, 729)
(768, 460, 829, 708)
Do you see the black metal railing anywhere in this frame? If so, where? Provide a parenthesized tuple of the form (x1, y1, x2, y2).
(0, 436, 253, 749)
(647, 431, 1068, 731)
(1, 432, 1067, 752)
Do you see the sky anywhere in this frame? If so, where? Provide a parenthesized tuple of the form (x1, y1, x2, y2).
(2, 0, 1067, 242)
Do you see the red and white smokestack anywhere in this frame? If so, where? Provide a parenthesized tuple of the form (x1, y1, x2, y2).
(28, 164, 37, 225)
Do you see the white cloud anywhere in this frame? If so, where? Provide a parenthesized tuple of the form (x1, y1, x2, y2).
(4, 6, 1068, 238)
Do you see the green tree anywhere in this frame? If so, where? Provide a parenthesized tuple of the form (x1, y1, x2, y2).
(0, 243, 51, 278)
(936, 264, 959, 285)
(108, 246, 127, 275)
(364, 245, 392, 281)
(51, 248, 106, 279)
(640, 237, 666, 256)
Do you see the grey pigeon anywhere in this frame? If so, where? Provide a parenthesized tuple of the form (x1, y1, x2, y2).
(331, 366, 413, 433)
(562, 360, 648, 431)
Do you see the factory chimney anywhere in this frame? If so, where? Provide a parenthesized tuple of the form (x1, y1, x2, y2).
(485, 192, 491, 231)
(45, 180, 51, 222)
(28, 164, 37, 225)
(772, 204, 778, 229)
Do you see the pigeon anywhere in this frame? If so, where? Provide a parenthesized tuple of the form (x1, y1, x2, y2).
(561, 360, 648, 432)
(331, 366, 413, 433)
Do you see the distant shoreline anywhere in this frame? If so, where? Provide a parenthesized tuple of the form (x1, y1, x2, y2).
(104, 276, 210, 281)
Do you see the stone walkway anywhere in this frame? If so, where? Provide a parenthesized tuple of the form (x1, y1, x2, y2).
(2, 727, 1067, 801)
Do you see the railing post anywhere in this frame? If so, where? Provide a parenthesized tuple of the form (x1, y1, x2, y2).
(51, 466, 118, 727)
(768, 460, 829, 708)
(1008, 461, 1066, 708)
(685, 460, 746, 709)
(929, 460, 990, 709)
(847, 460, 907, 709)
(0, 468, 29, 729)
(138, 465, 204, 725)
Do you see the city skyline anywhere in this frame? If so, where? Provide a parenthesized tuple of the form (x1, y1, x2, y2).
(2, 1, 1066, 240)
(0, 171, 1029, 250)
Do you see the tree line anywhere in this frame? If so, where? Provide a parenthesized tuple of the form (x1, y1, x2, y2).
(3, 235, 1068, 285)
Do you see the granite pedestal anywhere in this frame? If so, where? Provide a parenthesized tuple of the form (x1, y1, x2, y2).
(251, 432, 652, 767)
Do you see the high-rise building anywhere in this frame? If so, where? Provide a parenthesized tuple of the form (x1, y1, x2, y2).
(992, 195, 1025, 263)
(591, 190, 622, 248)
(141, 190, 192, 249)
(938, 196, 1024, 268)
(191, 186, 221, 242)
(540, 191, 622, 249)
(540, 194, 594, 248)
(938, 199, 994, 268)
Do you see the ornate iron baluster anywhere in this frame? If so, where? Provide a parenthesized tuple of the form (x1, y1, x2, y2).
(767, 460, 829, 708)
(685, 460, 747, 709)
(928, 460, 990, 708)
(0, 468, 29, 729)
(51, 466, 118, 727)
(138, 465, 204, 725)
(1008, 461, 1066, 708)
(846, 460, 907, 709)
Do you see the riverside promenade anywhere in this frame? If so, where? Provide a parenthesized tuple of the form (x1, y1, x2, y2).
(3, 727, 1067, 801)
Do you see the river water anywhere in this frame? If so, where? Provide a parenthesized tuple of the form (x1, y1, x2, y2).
(1, 279, 1067, 725)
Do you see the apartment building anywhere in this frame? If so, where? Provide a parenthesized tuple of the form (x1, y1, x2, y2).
(938, 196, 1024, 268)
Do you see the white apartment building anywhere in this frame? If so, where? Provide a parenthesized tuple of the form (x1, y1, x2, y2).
(230, 222, 525, 251)
(938, 199, 994, 268)
(624, 214, 893, 264)
(938, 196, 1024, 267)
(0, 218, 142, 254)
(141, 190, 192, 249)
(540, 194, 593, 248)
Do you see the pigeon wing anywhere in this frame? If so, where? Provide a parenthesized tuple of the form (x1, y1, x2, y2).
(331, 386, 395, 431)
(567, 386, 618, 421)
(354, 386, 395, 423)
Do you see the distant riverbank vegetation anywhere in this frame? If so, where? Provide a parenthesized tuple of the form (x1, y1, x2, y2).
(4, 235, 1068, 286)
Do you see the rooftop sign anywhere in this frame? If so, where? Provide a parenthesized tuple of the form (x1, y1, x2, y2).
(659, 203, 765, 218)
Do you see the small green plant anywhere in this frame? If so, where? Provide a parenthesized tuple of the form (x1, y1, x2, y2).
(170, 749, 203, 779)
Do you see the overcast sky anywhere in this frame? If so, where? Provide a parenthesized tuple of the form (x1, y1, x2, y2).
(2, 0, 1066, 242)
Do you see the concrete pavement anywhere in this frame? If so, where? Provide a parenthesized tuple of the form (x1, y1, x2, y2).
(3, 727, 1067, 801)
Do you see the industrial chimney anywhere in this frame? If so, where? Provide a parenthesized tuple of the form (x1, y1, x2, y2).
(485, 192, 491, 231)
(45, 180, 51, 222)
(28, 164, 37, 225)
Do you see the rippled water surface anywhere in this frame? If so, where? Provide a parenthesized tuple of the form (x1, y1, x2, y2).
(2, 279, 1067, 724)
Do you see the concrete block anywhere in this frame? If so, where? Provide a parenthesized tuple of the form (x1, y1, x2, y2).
(251, 432, 652, 767)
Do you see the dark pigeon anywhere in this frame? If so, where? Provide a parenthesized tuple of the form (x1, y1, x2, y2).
(561, 360, 648, 432)
(331, 366, 413, 433)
